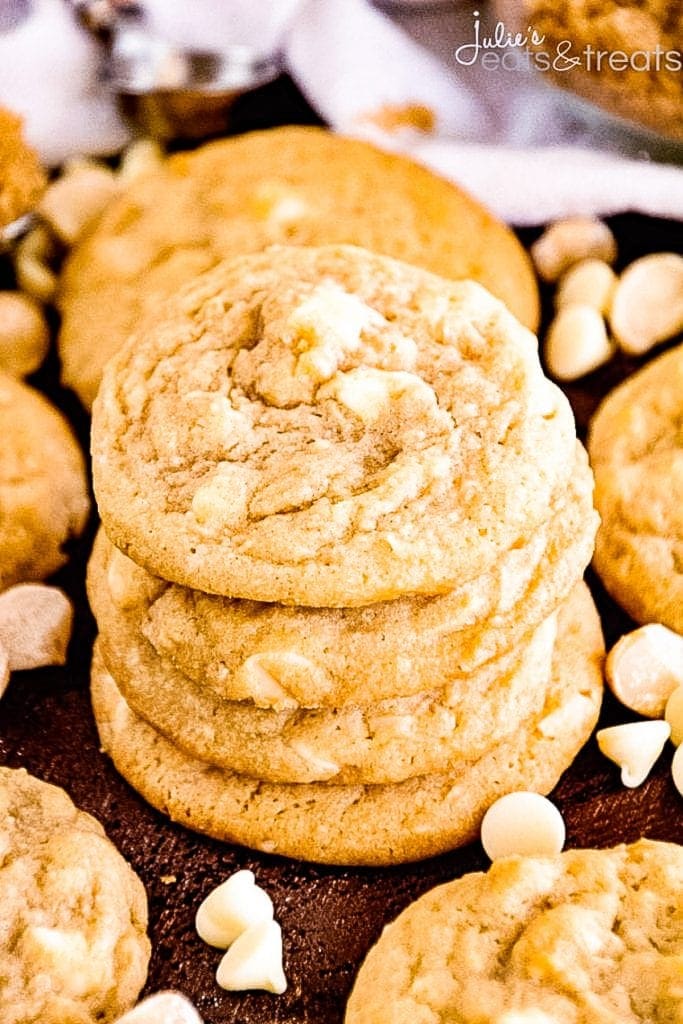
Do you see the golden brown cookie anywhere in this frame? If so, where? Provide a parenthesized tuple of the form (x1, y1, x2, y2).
(91, 440, 595, 708)
(0, 767, 150, 1024)
(58, 125, 539, 409)
(588, 342, 683, 634)
(90, 582, 603, 866)
(92, 245, 574, 607)
(0, 371, 90, 591)
(0, 107, 45, 230)
(89, 529, 558, 784)
(345, 838, 683, 1024)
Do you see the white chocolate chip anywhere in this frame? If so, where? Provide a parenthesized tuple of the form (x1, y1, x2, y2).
(531, 218, 617, 283)
(118, 138, 165, 184)
(543, 304, 614, 382)
(107, 545, 164, 609)
(555, 259, 617, 314)
(0, 643, 9, 697)
(21, 926, 100, 998)
(38, 160, 119, 245)
(216, 919, 287, 995)
(328, 368, 395, 423)
(480, 792, 565, 860)
(0, 584, 73, 671)
(325, 367, 432, 424)
(0, 291, 50, 378)
(231, 655, 300, 711)
(249, 181, 309, 223)
(195, 869, 273, 949)
(190, 463, 253, 532)
(672, 743, 683, 797)
(290, 282, 376, 382)
(605, 624, 683, 718)
(537, 692, 594, 740)
(665, 686, 683, 747)
(597, 720, 671, 787)
(114, 991, 203, 1024)
(289, 741, 340, 780)
(609, 253, 683, 356)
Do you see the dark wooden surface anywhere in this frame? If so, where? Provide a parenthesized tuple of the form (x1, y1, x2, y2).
(1, 73, 682, 1024)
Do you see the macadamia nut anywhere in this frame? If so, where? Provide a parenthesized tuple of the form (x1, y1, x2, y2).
(672, 743, 683, 797)
(38, 159, 119, 245)
(555, 259, 617, 314)
(606, 624, 683, 718)
(0, 291, 49, 378)
(0, 583, 73, 671)
(543, 304, 614, 382)
(531, 218, 617, 283)
(665, 686, 683, 747)
(609, 253, 683, 356)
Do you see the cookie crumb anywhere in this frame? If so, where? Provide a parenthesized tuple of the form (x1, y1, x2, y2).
(359, 102, 436, 135)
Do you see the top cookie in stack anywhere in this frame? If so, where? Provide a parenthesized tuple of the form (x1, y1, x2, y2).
(89, 244, 603, 865)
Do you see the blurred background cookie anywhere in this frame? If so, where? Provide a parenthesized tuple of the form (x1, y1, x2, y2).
(0, 106, 45, 234)
(588, 341, 683, 634)
(58, 126, 539, 409)
(0, 371, 89, 592)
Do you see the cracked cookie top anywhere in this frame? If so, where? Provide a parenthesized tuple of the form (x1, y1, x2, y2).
(346, 838, 683, 1022)
(92, 245, 575, 606)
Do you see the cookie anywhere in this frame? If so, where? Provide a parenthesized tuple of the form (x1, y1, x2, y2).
(93, 442, 596, 709)
(0, 767, 150, 1024)
(89, 531, 558, 784)
(345, 838, 683, 1023)
(588, 342, 683, 633)
(0, 371, 90, 591)
(92, 245, 575, 607)
(58, 125, 539, 409)
(0, 107, 45, 230)
(91, 582, 603, 866)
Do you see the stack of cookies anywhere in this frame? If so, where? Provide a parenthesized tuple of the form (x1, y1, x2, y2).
(88, 244, 604, 866)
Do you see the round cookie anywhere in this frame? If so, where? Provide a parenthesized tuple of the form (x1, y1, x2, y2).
(0, 767, 150, 1024)
(92, 245, 575, 607)
(94, 441, 596, 709)
(58, 125, 539, 409)
(0, 371, 90, 591)
(0, 106, 45, 230)
(89, 533, 558, 784)
(588, 342, 683, 633)
(345, 838, 683, 1023)
(90, 582, 604, 866)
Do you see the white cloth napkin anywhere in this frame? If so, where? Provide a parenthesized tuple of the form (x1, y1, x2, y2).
(1, 0, 681, 226)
